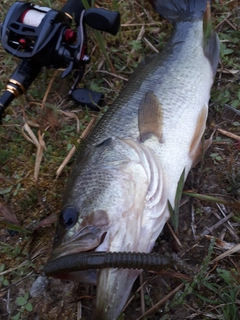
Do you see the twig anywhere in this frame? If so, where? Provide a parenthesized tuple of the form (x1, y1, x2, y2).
(199, 212, 233, 238)
(127, 25, 145, 64)
(22, 122, 39, 148)
(136, 283, 184, 320)
(215, 203, 239, 242)
(211, 243, 240, 263)
(150, 269, 192, 282)
(56, 117, 97, 177)
(216, 128, 240, 141)
(0, 271, 33, 293)
(224, 104, 240, 115)
(217, 68, 239, 75)
(60, 110, 80, 133)
(215, 13, 233, 30)
(205, 235, 236, 251)
(121, 22, 162, 27)
(77, 301, 82, 320)
(167, 222, 183, 247)
(41, 69, 59, 109)
(143, 37, 159, 53)
(0, 261, 29, 276)
(34, 129, 47, 182)
(96, 70, 128, 81)
(224, 17, 237, 30)
(140, 273, 145, 315)
(191, 204, 197, 240)
(123, 277, 149, 311)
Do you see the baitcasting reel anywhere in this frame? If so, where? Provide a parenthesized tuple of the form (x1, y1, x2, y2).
(0, 0, 120, 121)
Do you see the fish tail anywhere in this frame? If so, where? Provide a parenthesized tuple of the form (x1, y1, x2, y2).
(150, 0, 219, 75)
(150, 0, 211, 23)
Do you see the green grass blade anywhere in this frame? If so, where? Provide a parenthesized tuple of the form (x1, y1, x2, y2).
(82, 0, 115, 72)
(170, 168, 185, 233)
(168, 200, 176, 231)
(0, 220, 31, 234)
(183, 192, 239, 208)
(82, 0, 91, 9)
(192, 290, 221, 304)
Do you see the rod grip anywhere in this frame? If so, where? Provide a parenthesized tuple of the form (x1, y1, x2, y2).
(0, 60, 42, 122)
(0, 91, 14, 122)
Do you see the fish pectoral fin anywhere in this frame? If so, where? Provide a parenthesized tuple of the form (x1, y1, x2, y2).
(189, 102, 208, 166)
(138, 91, 163, 143)
(192, 134, 213, 168)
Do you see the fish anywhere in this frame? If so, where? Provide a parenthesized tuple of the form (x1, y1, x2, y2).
(44, 0, 219, 319)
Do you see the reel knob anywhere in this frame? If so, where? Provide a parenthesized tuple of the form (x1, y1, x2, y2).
(84, 8, 120, 35)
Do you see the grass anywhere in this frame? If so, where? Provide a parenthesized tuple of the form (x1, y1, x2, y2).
(0, 0, 240, 319)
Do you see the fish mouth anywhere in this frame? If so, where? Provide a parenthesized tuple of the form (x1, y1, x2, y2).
(50, 208, 110, 261)
(49, 231, 106, 261)
(45, 225, 108, 284)
(50, 219, 108, 261)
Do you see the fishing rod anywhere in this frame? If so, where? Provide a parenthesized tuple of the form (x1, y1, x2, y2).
(0, 0, 120, 122)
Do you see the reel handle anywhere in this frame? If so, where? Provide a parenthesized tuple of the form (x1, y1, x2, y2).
(61, 0, 90, 25)
(84, 8, 120, 36)
(61, 0, 120, 35)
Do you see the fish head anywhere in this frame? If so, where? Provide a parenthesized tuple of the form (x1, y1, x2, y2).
(46, 137, 166, 319)
(49, 205, 109, 284)
(48, 202, 143, 319)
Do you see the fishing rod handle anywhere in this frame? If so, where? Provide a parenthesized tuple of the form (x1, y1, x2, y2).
(0, 60, 42, 123)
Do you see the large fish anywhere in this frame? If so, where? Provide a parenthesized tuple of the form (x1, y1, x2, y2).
(44, 0, 219, 319)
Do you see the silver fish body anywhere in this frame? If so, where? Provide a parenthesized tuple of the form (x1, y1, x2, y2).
(45, 0, 219, 319)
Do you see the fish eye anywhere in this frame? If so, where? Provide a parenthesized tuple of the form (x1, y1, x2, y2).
(59, 206, 79, 229)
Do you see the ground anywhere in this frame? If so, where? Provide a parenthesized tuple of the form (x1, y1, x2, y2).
(0, 0, 240, 320)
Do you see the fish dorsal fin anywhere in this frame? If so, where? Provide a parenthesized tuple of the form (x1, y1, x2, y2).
(203, 1, 220, 76)
(138, 91, 163, 143)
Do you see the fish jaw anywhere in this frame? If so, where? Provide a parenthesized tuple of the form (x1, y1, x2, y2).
(96, 268, 140, 320)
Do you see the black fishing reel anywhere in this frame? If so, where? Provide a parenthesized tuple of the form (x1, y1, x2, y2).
(0, 0, 120, 121)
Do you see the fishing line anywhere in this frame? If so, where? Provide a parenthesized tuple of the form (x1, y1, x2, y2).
(2, 46, 21, 70)
(43, 251, 172, 276)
